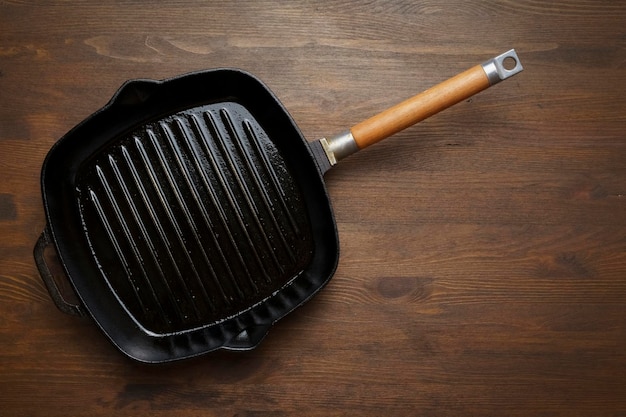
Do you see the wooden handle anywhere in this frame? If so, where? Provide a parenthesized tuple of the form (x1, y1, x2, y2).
(318, 50, 522, 167)
(351, 64, 491, 149)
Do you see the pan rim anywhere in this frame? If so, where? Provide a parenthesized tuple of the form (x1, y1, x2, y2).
(39, 68, 339, 362)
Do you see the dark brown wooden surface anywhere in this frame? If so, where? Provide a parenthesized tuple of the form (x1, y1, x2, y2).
(1, 1, 625, 416)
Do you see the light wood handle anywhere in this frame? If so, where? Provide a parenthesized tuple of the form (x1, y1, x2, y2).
(351, 64, 491, 149)
(318, 50, 522, 167)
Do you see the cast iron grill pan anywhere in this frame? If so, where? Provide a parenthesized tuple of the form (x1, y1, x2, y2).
(35, 51, 523, 362)
(36, 69, 338, 362)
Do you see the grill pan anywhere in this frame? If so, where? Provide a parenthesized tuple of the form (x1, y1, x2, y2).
(34, 50, 523, 362)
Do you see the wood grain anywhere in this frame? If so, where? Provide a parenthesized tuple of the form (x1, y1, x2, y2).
(351, 64, 491, 148)
(1, 1, 626, 416)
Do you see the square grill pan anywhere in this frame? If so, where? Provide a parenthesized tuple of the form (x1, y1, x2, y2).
(36, 69, 339, 363)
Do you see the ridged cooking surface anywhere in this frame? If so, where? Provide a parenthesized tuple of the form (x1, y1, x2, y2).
(76, 102, 314, 334)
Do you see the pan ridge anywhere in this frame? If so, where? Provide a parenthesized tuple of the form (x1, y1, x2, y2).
(77, 102, 315, 334)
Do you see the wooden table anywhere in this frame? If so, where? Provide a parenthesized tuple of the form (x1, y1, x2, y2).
(1, 1, 625, 415)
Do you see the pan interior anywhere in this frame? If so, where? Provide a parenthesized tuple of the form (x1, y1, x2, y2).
(76, 102, 314, 334)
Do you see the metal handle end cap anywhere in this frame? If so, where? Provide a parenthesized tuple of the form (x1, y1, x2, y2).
(482, 49, 524, 85)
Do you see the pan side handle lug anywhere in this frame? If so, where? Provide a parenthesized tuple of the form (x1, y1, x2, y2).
(34, 226, 87, 317)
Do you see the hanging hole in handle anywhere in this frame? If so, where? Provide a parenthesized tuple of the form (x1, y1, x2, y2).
(502, 56, 517, 71)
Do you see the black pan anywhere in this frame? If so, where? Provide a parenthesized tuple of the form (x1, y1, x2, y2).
(34, 50, 522, 363)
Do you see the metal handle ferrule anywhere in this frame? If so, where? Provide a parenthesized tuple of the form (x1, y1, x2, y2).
(320, 130, 359, 166)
